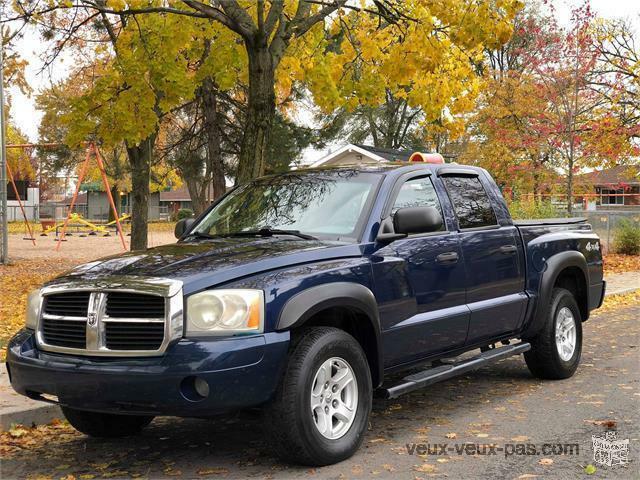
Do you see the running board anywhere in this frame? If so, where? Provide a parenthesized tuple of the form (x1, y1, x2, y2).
(381, 342, 531, 399)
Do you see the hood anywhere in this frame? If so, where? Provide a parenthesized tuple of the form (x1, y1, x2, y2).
(48, 237, 363, 294)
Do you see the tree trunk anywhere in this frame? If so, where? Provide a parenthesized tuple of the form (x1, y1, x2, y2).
(235, 46, 276, 184)
(201, 78, 226, 200)
(126, 134, 155, 250)
(566, 159, 574, 216)
(185, 177, 208, 216)
(531, 153, 540, 199)
(108, 185, 119, 223)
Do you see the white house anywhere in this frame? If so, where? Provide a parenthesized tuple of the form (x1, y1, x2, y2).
(310, 144, 415, 167)
(309, 143, 446, 168)
(7, 183, 39, 221)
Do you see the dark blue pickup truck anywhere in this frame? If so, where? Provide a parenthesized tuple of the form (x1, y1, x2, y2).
(7, 163, 605, 465)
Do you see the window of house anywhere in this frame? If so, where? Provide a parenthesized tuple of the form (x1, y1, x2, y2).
(600, 188, 624, 205)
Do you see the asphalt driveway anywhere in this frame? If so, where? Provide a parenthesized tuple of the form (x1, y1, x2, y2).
(2, 303, 638, 480)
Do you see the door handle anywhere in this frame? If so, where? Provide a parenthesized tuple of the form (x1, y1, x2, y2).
(499, 245, 518, 255)
(436, 252, 459, 264)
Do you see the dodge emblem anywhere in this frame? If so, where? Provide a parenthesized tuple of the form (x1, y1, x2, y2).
(87, 312, 98, 327)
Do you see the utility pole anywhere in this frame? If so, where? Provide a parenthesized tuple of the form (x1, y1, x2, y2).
(0, 39, 9, 264)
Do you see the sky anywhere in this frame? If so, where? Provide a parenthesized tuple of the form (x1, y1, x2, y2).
(4, 0, 640, 162)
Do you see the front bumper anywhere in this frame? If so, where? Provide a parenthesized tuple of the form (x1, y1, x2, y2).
(6, 329, 290, 416)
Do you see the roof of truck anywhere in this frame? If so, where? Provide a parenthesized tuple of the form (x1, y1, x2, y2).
(302, 162, 484, 176)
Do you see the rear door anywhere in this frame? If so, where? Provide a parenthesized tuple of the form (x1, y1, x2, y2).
(375, 173, 469, 366)
(440, 172, 526, 343)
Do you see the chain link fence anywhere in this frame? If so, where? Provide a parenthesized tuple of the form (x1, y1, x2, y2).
(9, 204, 171, 224)
(580, 210, 640, 253)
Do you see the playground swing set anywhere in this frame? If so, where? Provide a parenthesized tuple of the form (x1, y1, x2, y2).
(6, 142, 129, 252)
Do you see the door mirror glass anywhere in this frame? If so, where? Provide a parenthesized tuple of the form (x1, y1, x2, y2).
(175, 218, 196, 239)
(393, 206, 443, 235)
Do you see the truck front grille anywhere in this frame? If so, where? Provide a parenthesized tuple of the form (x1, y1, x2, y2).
(105, 322, 165, 350)
(43, 292, 90, 317)
(105, 292, 165, 318)
(38, 290, 170, 355)
(42, 317, 87, 349)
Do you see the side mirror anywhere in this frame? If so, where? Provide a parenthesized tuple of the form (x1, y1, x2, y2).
(376, 216, 407, 243)
(393, 206, 443, 235)
(174, 218, 196, 239)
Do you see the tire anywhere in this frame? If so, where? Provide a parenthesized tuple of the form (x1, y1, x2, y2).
(524, 287, 583, 379)
(61, 406, 154, 438)
(264, 327, 372, 466)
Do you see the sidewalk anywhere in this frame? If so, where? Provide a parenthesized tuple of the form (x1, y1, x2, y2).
(1, 270, 639, 430)
(0, 364, 60, 430)
(604, 270, 640, 296)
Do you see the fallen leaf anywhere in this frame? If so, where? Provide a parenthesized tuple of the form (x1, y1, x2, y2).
(414, 464, 437, 473)
(603, 254, 640, 275)
(584, 464, 597, 475)
(445, 433, 457, 439)
(8, 425, 28, 438)
(196, 468, 229, 476)
(538, 458, 553, 466)
(369, 438, 386, 443)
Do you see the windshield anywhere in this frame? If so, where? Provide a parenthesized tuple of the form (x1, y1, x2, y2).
(191, 171, 380, 241)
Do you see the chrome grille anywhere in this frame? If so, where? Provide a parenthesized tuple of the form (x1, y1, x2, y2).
(41, 293, 90, 349)
(105, 321, 165, 350)
(43, 292, 90, 317)
(103, 292, 166, 350)
(36, 278, 183, 357)
(42, 317, 86, 349)
(105, 292, 165, 318)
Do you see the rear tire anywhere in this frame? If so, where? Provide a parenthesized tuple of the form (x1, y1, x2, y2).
(524, 287, 582, 379)
(264, 327, 372, 466)
(61, 406, 154, 438)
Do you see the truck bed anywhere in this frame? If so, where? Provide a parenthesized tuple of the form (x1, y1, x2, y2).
(513, 217, 587, 226)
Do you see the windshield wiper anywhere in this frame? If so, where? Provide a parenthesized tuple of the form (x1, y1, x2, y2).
(222, 227, 317, 241)
(187, 231, 217, 241)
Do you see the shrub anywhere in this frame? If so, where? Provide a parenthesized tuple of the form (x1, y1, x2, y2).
(508, 198, 558, 220)
(613, 219, 640, 255)
(172, 208, 194, 221)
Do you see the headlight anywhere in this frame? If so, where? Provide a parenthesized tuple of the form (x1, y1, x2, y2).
(186, 289, 264, 336)
(25, 289, 41, 330)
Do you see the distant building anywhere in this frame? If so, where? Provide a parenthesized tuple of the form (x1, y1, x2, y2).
(159, 186, 194, 216)
(576, 165, 640, 209)
(52, 184, 226, 221)
(6, 181, 39, 221)
(59, 190, 163, 221)
(310, 144, 415, 167)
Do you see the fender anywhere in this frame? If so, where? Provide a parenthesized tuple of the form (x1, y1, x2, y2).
(522, 250, 589, 339)
(276, 282, 384, 386)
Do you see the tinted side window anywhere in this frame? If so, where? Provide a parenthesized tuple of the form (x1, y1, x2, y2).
(392, 177, 444, 231)
(443, 176, 497, 229)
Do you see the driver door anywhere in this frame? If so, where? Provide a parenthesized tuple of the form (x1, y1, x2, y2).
(374, 174, 469, 367)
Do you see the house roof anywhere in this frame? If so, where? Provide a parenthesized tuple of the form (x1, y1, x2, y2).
(63, 192, 87, 205)
(311, 143, 415, 167)
(353, 144, 414, 162)
(159, 186, 192, 202)
(576, 165, 640, 186)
